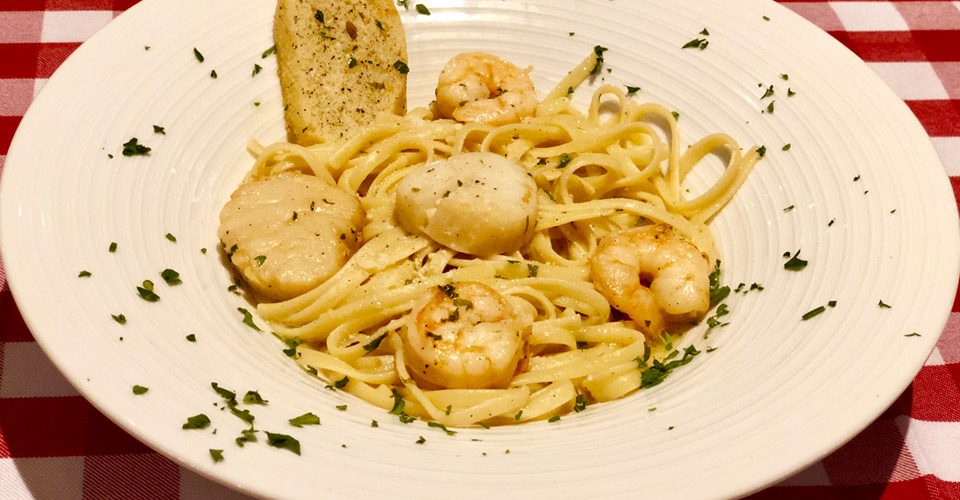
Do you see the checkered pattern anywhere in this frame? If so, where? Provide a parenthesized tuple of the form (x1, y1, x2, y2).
(1, 1, 959, 498)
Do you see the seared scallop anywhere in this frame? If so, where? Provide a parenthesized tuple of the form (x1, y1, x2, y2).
(395, 152, 538, 256)
(219, 172, 365, 301)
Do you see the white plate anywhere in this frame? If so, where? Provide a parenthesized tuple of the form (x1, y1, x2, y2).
(2, 0, 957, 498)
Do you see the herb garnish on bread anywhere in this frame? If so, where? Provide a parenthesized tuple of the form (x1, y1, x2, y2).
(275, 0, 408, 145)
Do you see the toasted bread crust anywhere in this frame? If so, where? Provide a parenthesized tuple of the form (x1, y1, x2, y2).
(275, 0, 407, 145)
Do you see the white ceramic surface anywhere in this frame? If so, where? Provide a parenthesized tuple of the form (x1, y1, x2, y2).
(2, 0, 958, 498)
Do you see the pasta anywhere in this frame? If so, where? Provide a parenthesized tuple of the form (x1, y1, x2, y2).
(222, 50, 760, 427)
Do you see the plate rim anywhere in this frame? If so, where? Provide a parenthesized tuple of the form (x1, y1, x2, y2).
(1, 0, 958, 497)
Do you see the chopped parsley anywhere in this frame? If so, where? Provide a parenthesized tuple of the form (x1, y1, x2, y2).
(591, 45, 608, 75)
(671, 111, 680, 120)
(573, 393, 587, 412)
(209, 449, 224, 462)
(186, 334, 196, 342)
(193, 47, 204, 63)
(211, 382, 236, 401)
(878, 299, 892, 309)
(182, 413, 211, 429)
(761, 85, 774, 99)
(708, 261, 730, 306)
(280, 336, 303, 357)
(787, 88, 796, 97)
(557, 153, 573, 169)
(756, 145, 767, 157)
(253, 255, 267, 266)
(212, 382, 256, 425)
(415, 3, 431, 15)
(638, 345, 700, 388)
(336, 404, 347, 411)
(548, 415, 561, 423)
(109, 242, 118, 252)
(266, 432, 301, 455)
(160, 268, 181, 285)
(801, 306, 826, 321)
(252, 64, 262, 76)
(783, 249, 808, 271)
(132, 385, 149, 395)
(237, 307, 261, 331)
(243, 390, 268, 405)
(389, 389, 406, 415)
(289, 412, 321, 427)
(393, 60, 410, 74)
(782, 143, 791, 151)
(362, 333, 386, 352)
(514, 410, 523, 421)
(153, 125, 165, 134)
(766, 100, 775, 114)
(314, 9, 324, 23)
(261, 45, 276, 58)
(78, 270, 92, 278)
(347, 56, 357, 69)
(235, 428, 258, 447)
(389, 390, 415, 422)
(625, 85, 640, 95)
(375, 20, 384, 30)
(427, 421, 456, 435)
(334, 376, 350, 389)
(371, 420, 379, 427)
(111, 313, 126, 325)
(682, 38, 709, 50)
(210, 69, 217, 79)
(904, 332, 921, 337)
(416, 436, 426, 445)
(706, 303, 730, 329)
(121, 138, 151, 156)
(165, 233, 177, 242)
(137, 280, 160, 302)
(527, 263, 539, 277)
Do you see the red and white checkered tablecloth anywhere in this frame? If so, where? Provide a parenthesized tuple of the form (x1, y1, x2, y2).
(1, 0, 959, 498)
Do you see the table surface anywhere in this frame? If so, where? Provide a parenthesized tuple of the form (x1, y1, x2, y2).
(1, 0, 959, 498)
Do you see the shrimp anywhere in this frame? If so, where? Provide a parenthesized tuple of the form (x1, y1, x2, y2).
(590, 224, 711, 336)
(434, 52, 538, 125)
(402, 282, 531, 389)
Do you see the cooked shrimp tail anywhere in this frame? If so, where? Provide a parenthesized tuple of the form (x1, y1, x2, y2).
(434, 52, 538, 125)
(402, 282, 532, 389)
(590, 224, 710, 336)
